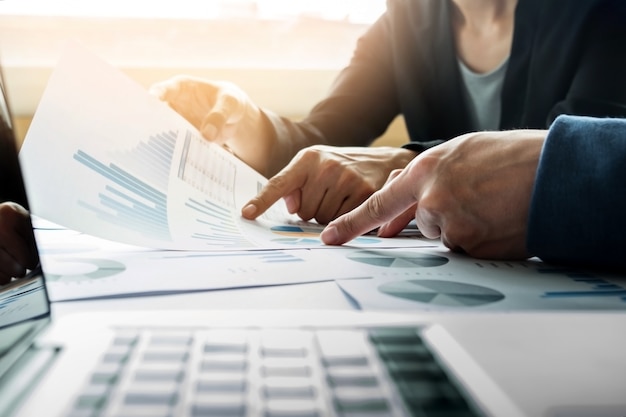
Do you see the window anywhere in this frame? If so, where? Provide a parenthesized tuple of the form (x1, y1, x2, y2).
(0, 1, 386, 120)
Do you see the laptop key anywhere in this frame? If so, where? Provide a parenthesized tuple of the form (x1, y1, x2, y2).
(190, 393, 246, 417)
(332, 386, 389, 413)
(124, 382, 179, 406)
(196, 375, 247, 392)
(264, 399, 320, 417)
(203, 330, 249, 354)
(316, 330, 369, 367)
(200, 357, 247, 372)
(133, 362, 185, 382)
(262, 378, 317, 399)
(141, 350, 189, 362)
(326, 367, 379, 387)
(91, 362, 124, 384)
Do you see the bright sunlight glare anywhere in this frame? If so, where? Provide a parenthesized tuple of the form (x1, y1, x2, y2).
(0, 0, 386, 24)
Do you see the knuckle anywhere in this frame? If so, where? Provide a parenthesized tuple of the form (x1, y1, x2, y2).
(256, 176, 292, 205)
(297, 209, 314, 222)
(295, 147, 322, 163)
(365, 192, 389, 220)
(315, 213, 332, 225)
(266, 173, 290, 192)
(441, 223, 481, 255)
(337, 214, 360, 236)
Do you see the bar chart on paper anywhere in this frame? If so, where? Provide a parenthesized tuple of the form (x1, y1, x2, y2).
(73, 130, 175, 242)
(71, 128, 261, 249)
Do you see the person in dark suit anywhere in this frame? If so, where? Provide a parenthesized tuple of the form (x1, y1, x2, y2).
(152, 0, 626, 224)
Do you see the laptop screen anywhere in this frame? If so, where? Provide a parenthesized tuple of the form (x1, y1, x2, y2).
(0, 68, 50, 374)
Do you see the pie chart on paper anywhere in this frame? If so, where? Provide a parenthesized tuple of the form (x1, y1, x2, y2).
(378, 279, 505, 307)
(347, 250, 448, 268)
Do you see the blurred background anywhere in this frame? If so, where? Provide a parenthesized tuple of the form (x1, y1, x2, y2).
(0, 0, 408, 148)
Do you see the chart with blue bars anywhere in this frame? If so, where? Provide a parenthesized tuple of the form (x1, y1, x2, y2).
(72, 129, 261, 248)
(176, 133, 252, 247)
(73, 130, 175, 242)
(538, 268, 626, 301)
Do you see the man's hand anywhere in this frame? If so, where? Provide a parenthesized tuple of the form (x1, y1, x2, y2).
(0, 202, 39, 285)
(241, 145, 416, 225)
(321, 130, 547, 260)
(149, 76, 274, 176)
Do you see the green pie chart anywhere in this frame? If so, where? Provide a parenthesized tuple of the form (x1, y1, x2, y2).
(347, 250, 448, 268)
(379, 279, 505, 307)
(44, 258, 126, 282)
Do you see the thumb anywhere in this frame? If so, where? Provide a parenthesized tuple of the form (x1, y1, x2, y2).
(200, 90, 244, 142)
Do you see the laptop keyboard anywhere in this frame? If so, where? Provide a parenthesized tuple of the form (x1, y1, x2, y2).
(67, 327, 482, 417)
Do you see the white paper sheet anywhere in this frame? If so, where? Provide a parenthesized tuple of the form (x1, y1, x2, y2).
(333, 245, 626, 311)
(19, 43, 429, 251)
(35, 225, 379, 302)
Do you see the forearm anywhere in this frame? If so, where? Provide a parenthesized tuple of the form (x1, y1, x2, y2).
(527, 115, 626, 270)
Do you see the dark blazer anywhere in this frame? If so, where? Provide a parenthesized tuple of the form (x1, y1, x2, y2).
(266, 0, 626, 152)
(528, 115, 626, 271)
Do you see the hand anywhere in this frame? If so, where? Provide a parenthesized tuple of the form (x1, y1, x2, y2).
(149, 76, 274, 176)
(0, 202, 39, 285)
(321, 130, 547, 259)
(241, 145, 416, 224)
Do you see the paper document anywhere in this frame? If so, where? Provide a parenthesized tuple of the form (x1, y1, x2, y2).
(34, 223, 374, 302)
(20, 44, 428, 251)
(334, 246, 626, 311)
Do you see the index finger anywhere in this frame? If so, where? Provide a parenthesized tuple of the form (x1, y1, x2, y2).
(320, 170, 417, 245)
(241, 164, 309, 220)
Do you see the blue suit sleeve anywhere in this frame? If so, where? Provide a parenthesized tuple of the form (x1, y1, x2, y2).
(527, 115, 626, 270)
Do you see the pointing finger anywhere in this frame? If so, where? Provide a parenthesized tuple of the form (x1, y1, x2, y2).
(241, 163, 309, 220)
(321, 170, 416, 245)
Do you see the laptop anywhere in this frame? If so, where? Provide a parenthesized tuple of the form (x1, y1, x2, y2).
(2, 62, 626, 417)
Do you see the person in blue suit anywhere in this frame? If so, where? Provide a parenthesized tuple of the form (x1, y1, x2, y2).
(320, 115, 626, 270)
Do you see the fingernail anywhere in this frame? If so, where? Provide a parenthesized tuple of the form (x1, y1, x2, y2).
(241, 204, 257, 219)
(320, 225, 340, 245)
(283, 195, 296, 213)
